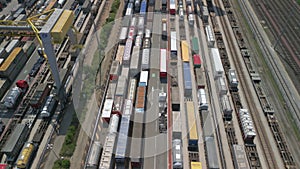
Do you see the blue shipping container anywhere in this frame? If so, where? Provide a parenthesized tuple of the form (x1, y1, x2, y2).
(140, 0, 147, 15)
(115, 115, 131, 163)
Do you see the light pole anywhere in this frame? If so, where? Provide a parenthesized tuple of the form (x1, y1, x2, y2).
(47, 144, 64, 169)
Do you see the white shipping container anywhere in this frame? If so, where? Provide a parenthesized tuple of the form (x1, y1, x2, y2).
(139, 71, 149, 86)
(119, 27, 128, 43)
(123, 39, 133, 65)
(206, 25, 215, 47)
(170, 31, 177, 55)
(198, 89, 208, 110)
(101, 99, 114, 120)
(141, 48, 150, 70)
(211, 48, 224, 79)
(127, 79, 137, 101)
(217, 77, 227, 95)
(108, 114, 120, 134)
(5, 40, 19, 53)
(123, 99, 133, 115)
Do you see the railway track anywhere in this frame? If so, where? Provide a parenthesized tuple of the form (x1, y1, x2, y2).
(250, 0, 300, 75)
(214, 0, 278, 168)
(215, 0, 298, 168)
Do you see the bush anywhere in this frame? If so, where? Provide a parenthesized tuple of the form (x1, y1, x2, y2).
(53, 159, 70, 169)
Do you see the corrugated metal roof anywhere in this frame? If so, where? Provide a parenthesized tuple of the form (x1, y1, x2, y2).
(0, 47, 23, 71)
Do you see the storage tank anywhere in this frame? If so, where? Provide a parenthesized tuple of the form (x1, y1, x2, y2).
(4, 87, 22, 108)
(172, 139, 183, 168)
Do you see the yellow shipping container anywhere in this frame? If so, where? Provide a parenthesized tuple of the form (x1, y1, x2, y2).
(0, 47, 22, 71)
(187, 101, 198, 140)
(51, 10, 74, 44)
(191, 162, 202, 169)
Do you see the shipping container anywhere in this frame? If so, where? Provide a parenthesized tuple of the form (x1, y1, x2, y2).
(86, 141, 102, 169)
(193, 54, 201, 68)
(160, 49, 167, 78)
(154, 0, 161, 11)
(232, 145, 250, 169)
(14, 14, 26, 21)
(188, 14, 194, 25)
(115, 115, 131, 166)
(0, 48, 27, 81)
(183, 62, 192, 97)
(126, 3, 133, 16)
(5, 39, 19, 54)
(169, 0, 176, 14)
(30, 83, 52, 108)
(197, 89, 208, 110)
(172, 111, 182, 139)
(221, 95, 233, 120)
(172, 139, 183, 168)
(113, 96, 124, 115)
(134, 0, 140, 12)
(130, 110, 144, 168)
(123, 39, 133, 66)
(181, 40, 189, 62)
(162, 19, 167, 40)
(123, 99, 133, 115)
(186, 0, 192, 5)
(140, 0, 147, 15)
(191, 37, 199, 54)
(82, 0, 91, 14)
(127, 79, 137, 101)
(116, 45, 125, 64)
(201, 6, 209, 24)
(141, 49, 150, 70)
(22, 41, 36, 57)
(170, 31, 177, 58)
(186, 101, 198, 151)
(101, 99, 114, 123)
(139, 71, 148, 86)
(195, 68, 205, 89)
(161, 0, 167, 12)
(130, 46, 140, 77)
(206, 25, 215, 47)
(121, 67, 130, 77)
(0, 48, 8, 59)
(204, 136, 219, 169)
(211, 48, 224, 79)
(106, 82, 117, 99)
(115, 76, 128, 97)
(171, 87, 180, 111)
(109, 61, 120, 82)
(201, 110, 214, 137)
(127, 26, 135, 40)
(135, 86, 146, 112)
(239, 109, 256, 143)
(216, 77, 227, 96)
(45, 0, 58, 11)
(108, 114, 120, 134)
(119, 27, 128, 44)
(190, 162, 202, 169)
(135, 35, 142, 47)
(99, 134, 117, 169)
(137, 16, 144, 35)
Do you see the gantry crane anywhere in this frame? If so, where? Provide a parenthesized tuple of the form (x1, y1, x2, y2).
(0, 8, 78, 107)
